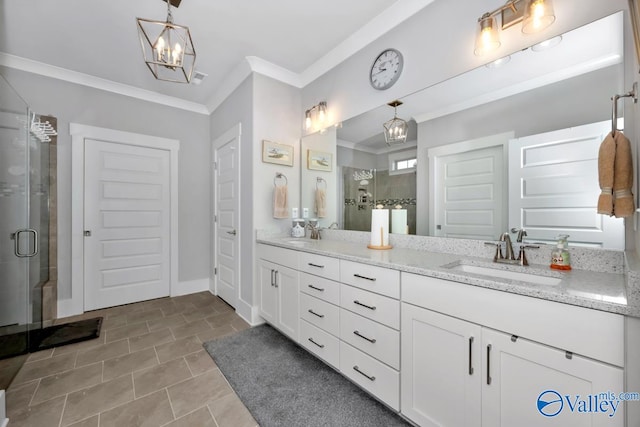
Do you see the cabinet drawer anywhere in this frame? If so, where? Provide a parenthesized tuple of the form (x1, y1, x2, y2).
(257, 244, 298, 269)
(300, 293, 340, 336)
(340, 285, 400, 330)
(339, 341, 399, 411)
(340, 309, 399, 369)
(298, 252, 340, 281)
(340, 260, 400, 298)
(299, 272, 340, 306)
(300, 319, 340, 368)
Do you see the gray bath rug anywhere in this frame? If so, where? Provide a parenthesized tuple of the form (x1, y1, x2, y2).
(203, 324, 410, 427)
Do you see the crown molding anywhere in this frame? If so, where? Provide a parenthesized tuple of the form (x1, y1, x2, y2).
(299, 0, 436, 87)
(0, 52, 210, 115)
(338, 138, 417, 155)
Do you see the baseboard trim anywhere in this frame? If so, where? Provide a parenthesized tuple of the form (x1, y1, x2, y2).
(171, 278, 210, 297)
(235, 299, 264, 326)
(0, 390, 8, 427)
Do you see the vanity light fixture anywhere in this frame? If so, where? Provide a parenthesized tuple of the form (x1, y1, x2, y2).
(383, 100, 408, 147)
(474, 0, 556, 56)
(305, 101, 328, 131)
(137, 0, 196, 83)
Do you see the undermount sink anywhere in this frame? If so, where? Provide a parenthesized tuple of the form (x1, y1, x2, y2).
(446, 262, 562, 286)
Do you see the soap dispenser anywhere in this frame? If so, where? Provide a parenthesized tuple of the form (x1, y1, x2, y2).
(550, 234, 571, 271)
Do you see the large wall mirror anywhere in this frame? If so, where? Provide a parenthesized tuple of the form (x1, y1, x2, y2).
(328, 11, 626, 250)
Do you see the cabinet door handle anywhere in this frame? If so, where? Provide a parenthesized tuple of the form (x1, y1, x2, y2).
(353, 330, 376, 343)
(270, 269, 274, 286)
(308, 309, 325, 318)
(308, 263, 324, 269)
(486, 344, 492, 385)
(353, 365, 376, 382)
(274, 270, 279, 288)
(353, 273, 376, 281)
(308, 284, 325, 292)
(468, 337, 474, 375)
(353, 300, 376, 311)
(308, 337, 325, 348)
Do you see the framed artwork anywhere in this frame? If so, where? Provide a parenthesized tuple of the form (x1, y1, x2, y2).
(307, 150, 332, 171)
(262, 140, 293, 166)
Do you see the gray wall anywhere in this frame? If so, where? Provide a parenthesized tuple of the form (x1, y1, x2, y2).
(209, 76, 254, 307)
(1, 67, 211, 301)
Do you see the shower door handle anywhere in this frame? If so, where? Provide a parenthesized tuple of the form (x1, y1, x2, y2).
(12, 229, 38, 258)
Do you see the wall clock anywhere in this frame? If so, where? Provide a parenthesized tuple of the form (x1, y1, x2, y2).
(370, 48, 404, 90)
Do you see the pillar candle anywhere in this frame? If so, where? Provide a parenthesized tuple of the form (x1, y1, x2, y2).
(391, 208, 408, 234)
(370, 206, 389, 247)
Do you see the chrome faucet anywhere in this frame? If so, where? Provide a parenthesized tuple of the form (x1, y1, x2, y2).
(499, 232, 516, 261)
(485, 229, 539, 266)
(307, 223, 321, 240)
(327, 222, 339, 229)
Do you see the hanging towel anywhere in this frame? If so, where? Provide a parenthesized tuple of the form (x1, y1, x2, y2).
(597, 132, 615, 215)
(315, 188, 327, 218)
(273, 185, 289, 218)
(613, 131, 635, 218)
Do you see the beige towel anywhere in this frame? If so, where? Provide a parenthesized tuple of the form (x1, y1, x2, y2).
(315, 188, 326, 218)
(273, 185, 288, 218)
(597, 132, 615, 215)
(613, 131, 635, 218)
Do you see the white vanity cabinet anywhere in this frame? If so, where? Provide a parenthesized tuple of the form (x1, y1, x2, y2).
(257, 245, 299, 341)
(339, 261, 401, 410)
(401, 272, 625, 427)
(401, 303, 482, 427)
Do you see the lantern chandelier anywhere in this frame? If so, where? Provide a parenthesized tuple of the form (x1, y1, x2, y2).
(383, 100, 408, 147)
(137, 0, 196, 83)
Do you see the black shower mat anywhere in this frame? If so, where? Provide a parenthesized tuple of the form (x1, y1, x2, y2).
(32, 317, 103, 351)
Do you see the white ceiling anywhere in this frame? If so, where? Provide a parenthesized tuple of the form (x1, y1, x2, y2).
(0, 0, 429, 111)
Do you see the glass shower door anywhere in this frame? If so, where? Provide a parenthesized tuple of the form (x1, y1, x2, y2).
(0, 77, 31, 361)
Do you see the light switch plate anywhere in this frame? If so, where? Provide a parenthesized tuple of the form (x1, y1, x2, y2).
(302, 208, 309, 218)
(292, 208, 298, 218)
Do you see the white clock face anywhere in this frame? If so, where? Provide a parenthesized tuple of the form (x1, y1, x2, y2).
(370, 49, 403, 90)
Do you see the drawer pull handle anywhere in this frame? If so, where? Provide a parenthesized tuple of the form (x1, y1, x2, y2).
(308, 263, 325, 269)
(308, 337, 325, 349)
(486, 344, 492, 385)
(468, 336, 474, 375)
(308, 309, 325, 319)
(308, 284, 325, 292)
(353, 273, 376, 281)
(353, 365, 376, 382)
(353, 300, 376, 311)
(353, 330, 376, 343)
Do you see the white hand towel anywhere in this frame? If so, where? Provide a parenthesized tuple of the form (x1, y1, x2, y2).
(273, 185, 289, 218)
(315, 188, 326, 218)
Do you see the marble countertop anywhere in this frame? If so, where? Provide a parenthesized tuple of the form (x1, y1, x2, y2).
(257, 235, 638, 317)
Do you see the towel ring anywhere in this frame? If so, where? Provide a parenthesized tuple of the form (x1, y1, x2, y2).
(274, 173, 288, 187)
(612, 82, 638, 134)
(316, 177, 327, 190)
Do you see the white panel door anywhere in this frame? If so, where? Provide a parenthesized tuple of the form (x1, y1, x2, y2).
(84, 140, 171, 310)
(509, 120, 624, 249)
(430, 136, 507, 240)
(213, 125, 240, 308)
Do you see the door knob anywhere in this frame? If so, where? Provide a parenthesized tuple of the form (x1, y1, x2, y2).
(84, 230, 92, 237)
(227, 230, 237, 235)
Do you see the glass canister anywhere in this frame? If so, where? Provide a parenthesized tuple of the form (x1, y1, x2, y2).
(291, 219, 306, 237)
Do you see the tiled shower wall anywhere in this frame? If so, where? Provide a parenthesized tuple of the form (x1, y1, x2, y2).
(343, 167, 416, 234)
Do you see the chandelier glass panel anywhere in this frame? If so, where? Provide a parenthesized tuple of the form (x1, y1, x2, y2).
(137, 1, 196, 83)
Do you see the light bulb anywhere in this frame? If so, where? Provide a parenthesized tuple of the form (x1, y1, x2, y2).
(522, 0, 555, 34)
(474, 14, 500, 56)
(173, 43, 182, 65)
(156, 37, 165, 61)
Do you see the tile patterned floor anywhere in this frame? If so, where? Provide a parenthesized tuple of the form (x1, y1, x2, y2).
(4, 292, 258, 427)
